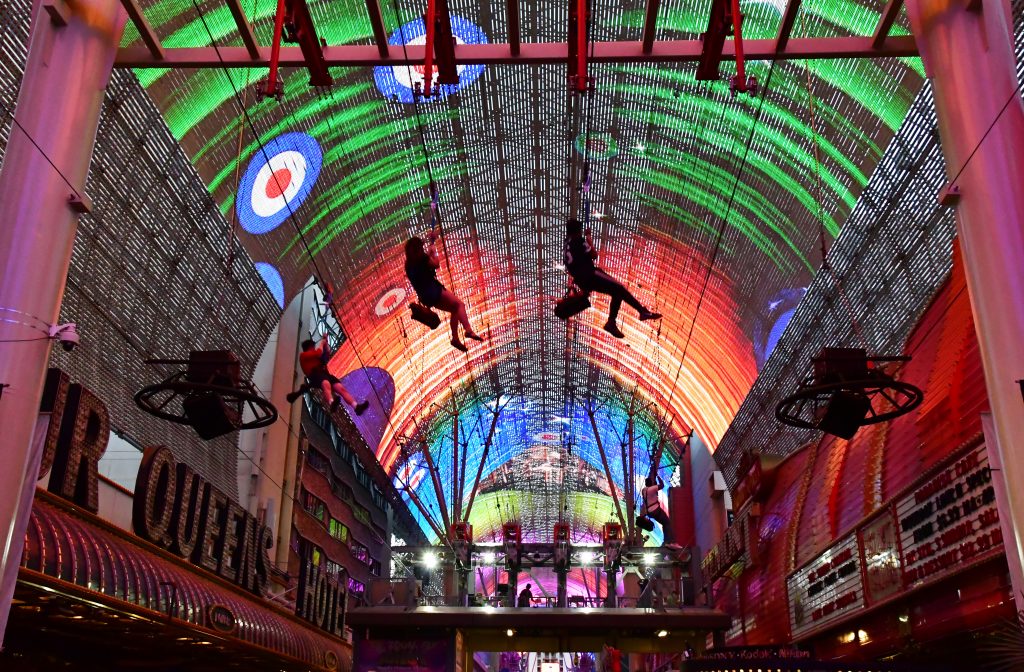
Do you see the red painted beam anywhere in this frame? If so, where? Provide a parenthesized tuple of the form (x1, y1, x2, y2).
(574, 0, 588, 91)
(432, 0, 459, 85)
(774, 0, 801, 53)
(365, 0, 389, 57)
(224, 0, 261, 59)
(641, 0, 660, 54)
(115, 35, 919, 68)
(119, 0, 163, 60)
(506, 0, 520, 56)
(423, 0, 437, 96)
(871, 0, 904, 49)
(284, 0, 333, 87)
(696, 0, 729, 81)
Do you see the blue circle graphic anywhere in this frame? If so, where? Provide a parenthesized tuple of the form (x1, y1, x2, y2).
(236, 132, 322, 235)
(255, 262, 285, 308)
(373, 16, 489, 104)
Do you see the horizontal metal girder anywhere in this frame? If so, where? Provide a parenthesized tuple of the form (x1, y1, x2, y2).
(119, 0, 163, 60)
(115, 35, 918, 68)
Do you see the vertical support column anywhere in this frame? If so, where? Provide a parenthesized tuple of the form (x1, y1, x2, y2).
(905, 0, 1024, 607)
(269, 286, 309, 572)
(0, 0, 125, 645)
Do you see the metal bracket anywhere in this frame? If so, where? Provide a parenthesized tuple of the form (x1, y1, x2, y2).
(43, 0, 70, 26)
(938, 183, 960, 207)
(68, 193, 93, 214)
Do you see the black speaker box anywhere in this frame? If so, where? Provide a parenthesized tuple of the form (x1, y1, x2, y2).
(813, 347, 868, 385)
(183, 392, 240, 440)
(817, 390, 871, 439)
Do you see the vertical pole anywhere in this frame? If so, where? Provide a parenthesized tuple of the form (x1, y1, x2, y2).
(452, 404, 459, 523)
(730, 0, 746, 91)
(265, 0, 286, 97)
(586, 407, 627, 530)
(0, 0, 126, 645)
(905, 0, 1024, 608)
(575, 0, 587, 92)
(557, 569, 567, 608)
(422, 0, 436, 97)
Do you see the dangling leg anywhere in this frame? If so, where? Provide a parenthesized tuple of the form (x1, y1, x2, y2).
(436, 290, 480, 350)
(320, 378, 338, 411)
(590, 270, 661, 337)
(649, 507, 673, 544)
(448, 310, 466, 351)
(332, 381, 369, 416)
(585, 272, 628, 338)
(286, 381, 313, 404)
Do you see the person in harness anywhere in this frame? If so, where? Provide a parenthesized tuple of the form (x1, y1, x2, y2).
(640, 473, 673, 544)
(405, 231, 483, 351)
(563, 219, 661, 338)
(286, 336, 369, 416)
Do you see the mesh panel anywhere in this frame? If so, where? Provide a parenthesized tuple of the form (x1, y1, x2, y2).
(0, 1, 281, 498)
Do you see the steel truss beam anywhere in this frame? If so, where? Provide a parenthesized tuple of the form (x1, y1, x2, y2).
(115, 35, 918, 68)
(224, 0, 260, 59)
(119, 0, 163, 60)
(774, 0, 801, 53)
(872, 0, 904, 49)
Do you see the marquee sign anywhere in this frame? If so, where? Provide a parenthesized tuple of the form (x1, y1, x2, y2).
(36, 368, 348, 640)
(782, 437, 1004, 640)
(296, 558, 347, 638)
(896, 442, 1001, 588)
(133, 445, 274, 596)
(702, 507, 756, 585)
(788, 534, 864, 639)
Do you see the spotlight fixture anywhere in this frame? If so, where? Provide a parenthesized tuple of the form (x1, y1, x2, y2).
(506, 629, 515, 637)
(656, 630, 668, 638)
(579, 551, 596, 565)
(481, 551, 496, 564)
(643, 552, 657, 567)
(422, 552, 439, 569)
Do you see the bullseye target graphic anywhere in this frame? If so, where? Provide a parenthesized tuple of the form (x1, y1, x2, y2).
(375, 287, 407, 316)
(373, 16, 488, 104)
(574, 132, 618, 159)
(533, 431, 561, 443)
(236, 132, 322, 235)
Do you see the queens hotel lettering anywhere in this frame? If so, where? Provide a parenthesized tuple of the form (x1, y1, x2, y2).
(37, 368, 273, 596)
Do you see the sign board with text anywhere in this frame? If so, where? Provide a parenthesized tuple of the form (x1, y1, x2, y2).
(788, 534, 864, 639)
(896, 442, 1001, 588)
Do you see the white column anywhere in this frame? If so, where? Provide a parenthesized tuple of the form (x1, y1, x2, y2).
(906, 0, 1024, 605)
(0, 0, 125, 644)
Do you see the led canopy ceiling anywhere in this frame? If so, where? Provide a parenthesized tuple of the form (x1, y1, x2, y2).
(117, 0, 924, 541)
